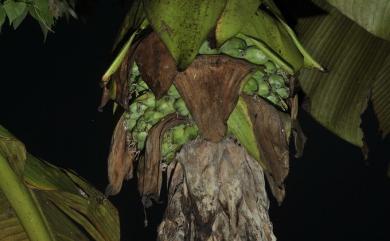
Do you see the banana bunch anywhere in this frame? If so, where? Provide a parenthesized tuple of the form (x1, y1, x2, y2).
(129, 63, 148, 95)
(161, 123, 199, 162)
(199, 37, 290, 110)
(124, 63, 198, 160)
(242, 69, 289, 110)
(199, 37, 270, 64)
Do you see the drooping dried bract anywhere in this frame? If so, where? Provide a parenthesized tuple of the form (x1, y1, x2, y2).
(134, 32, 178, 99)
(99, 43, 138, 111)
(106, 114, 137, 196)
(243, 95, 291, 204)
(137, 113, 187, 206)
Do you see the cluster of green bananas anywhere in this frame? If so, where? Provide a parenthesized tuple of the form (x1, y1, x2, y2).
(199, 37, 269, 65)
(199, 37, 290, 110)
(161, 123, 198, 162)
(129, 63, 148, 95)
(124, 63, 198, 161)
(242, 69, 289, 110)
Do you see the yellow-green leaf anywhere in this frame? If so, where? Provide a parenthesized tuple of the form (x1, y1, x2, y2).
(227, 96, 262, 167)
(327, 0, 390, 41)
(3, 0, 26, 23)
(215, 0, 261, 46)
(0, 125, 120, 241)
(241, 9, 303, 73)
(0, 153, 53, 241)
(143, 0, 226, 70)
(24, 155, 80, 194)
(263, 0, 283, 18)
(112, 0, 146, 51)
(0, 125, 26, 176)
(275, 15, 324, 71)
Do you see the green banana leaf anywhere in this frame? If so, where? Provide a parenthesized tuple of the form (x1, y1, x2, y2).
(241, 9, 304, 73)
(143, 0, 226, 70)
(371, 54, 390, 137)
(296, 0, 390, 147)
(215, 0, 261, 46)
(0, 125, 120, 241)
(112, 0, 146, 51)
(227, 96, 262, 167)
(327, 0, 390, 41)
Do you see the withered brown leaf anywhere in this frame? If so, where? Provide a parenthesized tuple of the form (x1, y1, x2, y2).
(289, 94, 307, 158)
(99, 41, 139, 111)
(134, 32, 178, 99)
(174, 55, 253, 142)
(105, 114, 137, 196)
(138, 113, 187, 207)
(243, 95, 291, 204)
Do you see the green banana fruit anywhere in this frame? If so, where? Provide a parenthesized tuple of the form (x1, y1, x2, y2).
(266, 95, 279, 105)
(275, 88, 289, 99)
(167, 85, 180, 99)
(160, 123, 199, 162)
(199, 41, 219, 55)
(134, 131, 147, 149)
(243, 46, 269, 65)
(135, 119, 148, 132)
(268, 74, 285, 89)
(143, 109, 165, 125)
(264, 61, 277, 73)
(220, 37, 246, 58)
(136, 92, 155, 108)
(174, 98, 190, 116)
(172, 125, 186, 145)
(237, 33, 294, 75)
(257, 79, 270, 96)
(156, 96, 176, 115)
(252, 70, 265, 81)
(242, 77, 258, 95)
(126, 117, 138, 131)
(184, 125, 198, 140)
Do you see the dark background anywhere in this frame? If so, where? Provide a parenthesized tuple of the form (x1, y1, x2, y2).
(0, 0, 389, 240)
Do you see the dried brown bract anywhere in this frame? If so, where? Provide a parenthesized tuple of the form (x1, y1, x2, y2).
(174, 55, 253, 142)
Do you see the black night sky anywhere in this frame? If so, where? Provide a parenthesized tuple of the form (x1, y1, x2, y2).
(0, 1, 389, 241)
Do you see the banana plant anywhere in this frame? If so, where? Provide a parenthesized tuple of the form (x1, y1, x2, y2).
(0, 125, 120, 241)
(2, 0, 389, 240)
(100, 0, 389, 239)
(99, 0, 319, 239)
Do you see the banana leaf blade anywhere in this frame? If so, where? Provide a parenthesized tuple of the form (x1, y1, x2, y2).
(143, 0, 226, 70)
(296, 0, 390, 147)
(372, 54, 390, 137)
(0, 125, 120, 241)
(327, 0, 390, 41)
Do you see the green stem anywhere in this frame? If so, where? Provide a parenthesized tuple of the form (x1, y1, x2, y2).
(0, 154, 53, 241)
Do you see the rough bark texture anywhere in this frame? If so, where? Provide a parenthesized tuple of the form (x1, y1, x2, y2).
(158, 138, 276, 241)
